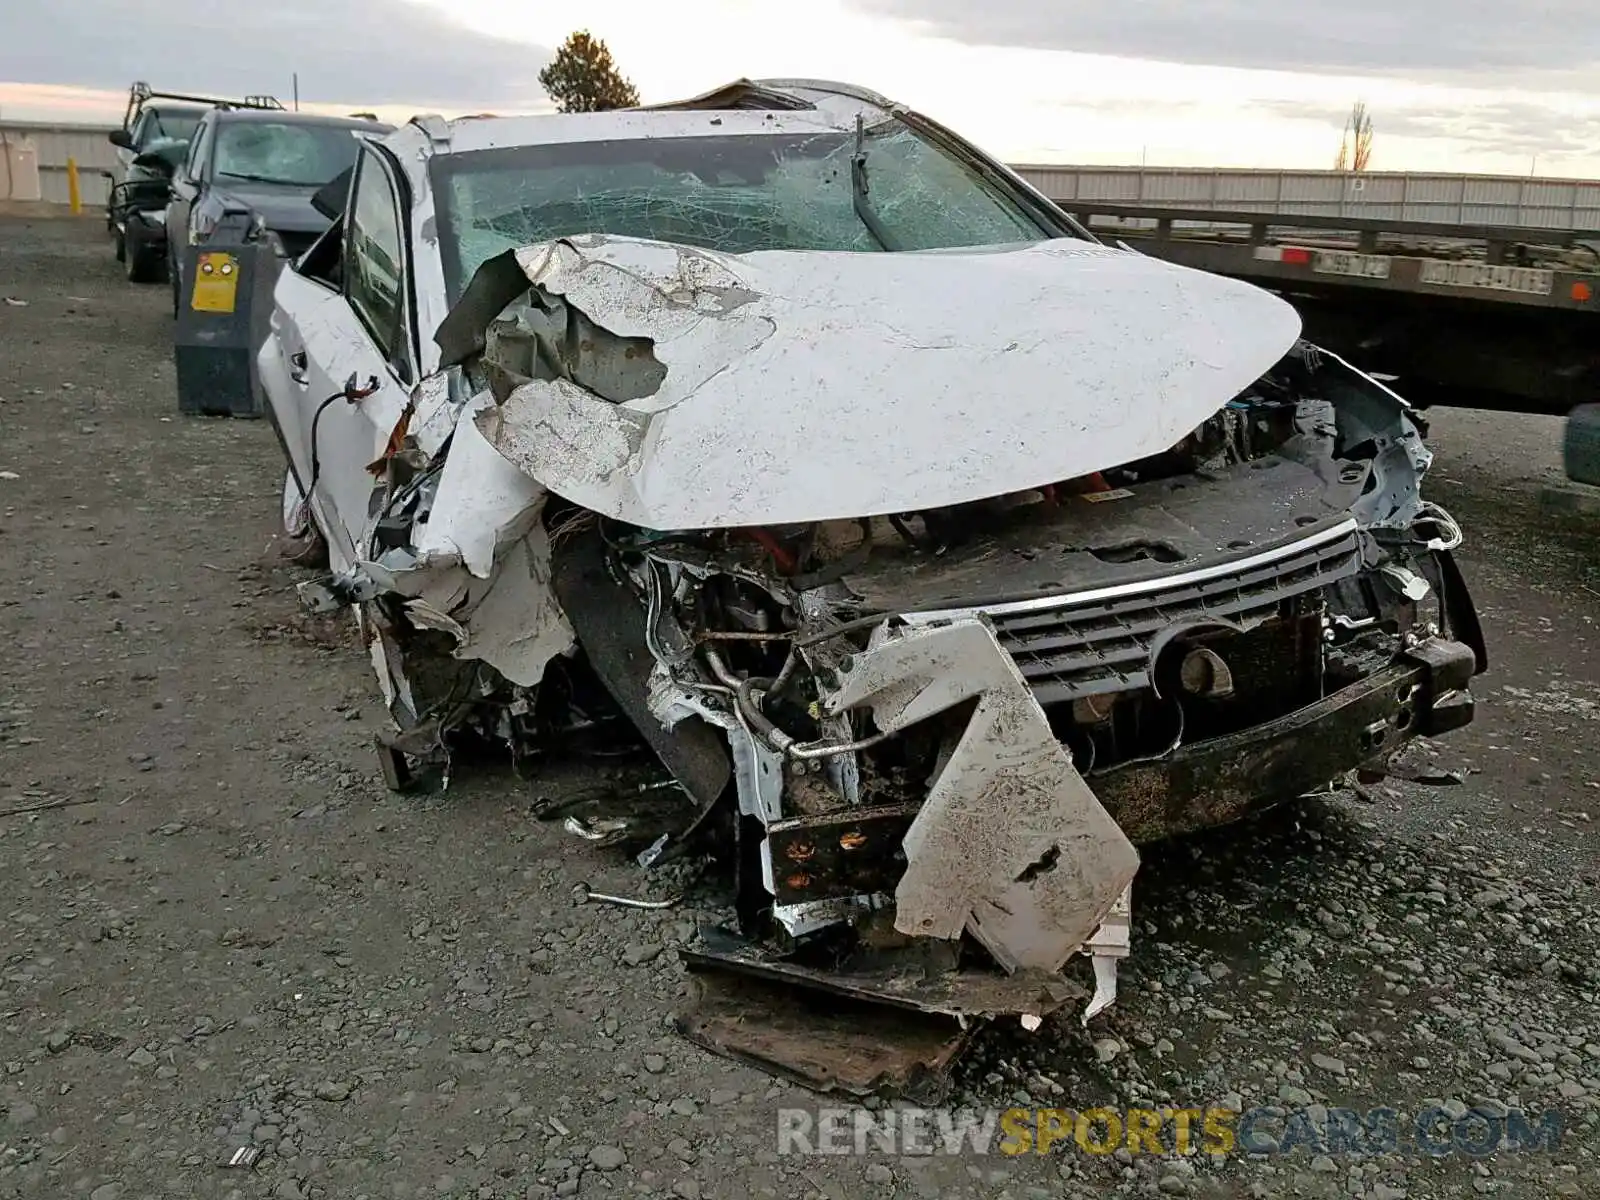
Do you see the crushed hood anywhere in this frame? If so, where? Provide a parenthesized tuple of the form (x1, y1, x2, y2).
(444, 234, 1302, 530)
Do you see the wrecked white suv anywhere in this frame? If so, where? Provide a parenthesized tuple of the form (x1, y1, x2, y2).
(259, 79, 1485, 1094)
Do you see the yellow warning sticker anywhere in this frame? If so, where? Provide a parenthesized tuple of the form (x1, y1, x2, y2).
(190, 252, 239, 313)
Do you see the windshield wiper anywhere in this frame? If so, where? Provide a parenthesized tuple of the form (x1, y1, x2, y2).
(218, 170, 323, 187)
(850, 114, 896, 252)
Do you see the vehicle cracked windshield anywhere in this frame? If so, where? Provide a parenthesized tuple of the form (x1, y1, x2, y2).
(433, 123, 1047, 293)
(214, 122, 365, 188)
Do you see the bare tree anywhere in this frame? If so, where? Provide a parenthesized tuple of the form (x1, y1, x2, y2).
(1336, 101, 1375, 173)
(538, 31, 640, 114)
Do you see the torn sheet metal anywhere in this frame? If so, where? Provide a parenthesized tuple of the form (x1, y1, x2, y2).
(677, 970, 971, 1101)
(317, 401, 576, 691)
(683, 925, 1085, 1022)
(411, 395, 545, 577)
(822, 618, 1140, 973)
(474, 234, 1302, 529)
(1080, 884, 1132, 1024)
(364, 616, 419, 726)
(441, 528, 575, 687)
(676, 936, 1085, 1099)
(1307, 346, 1436, 529)
(333, 522, 574, 691)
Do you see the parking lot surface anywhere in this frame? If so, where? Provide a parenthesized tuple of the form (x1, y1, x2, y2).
(2, 216, 1598, 1200)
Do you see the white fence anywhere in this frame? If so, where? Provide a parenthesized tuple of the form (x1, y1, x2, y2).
(0, 121, 117, 207)
(1010, 165, 1600, 233)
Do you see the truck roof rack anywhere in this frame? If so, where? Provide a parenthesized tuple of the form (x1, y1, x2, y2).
(123, 82, 285, 130)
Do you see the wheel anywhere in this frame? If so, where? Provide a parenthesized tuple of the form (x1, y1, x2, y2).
(124, 225, 166, 285)
(169, 251, 181, 318)
(113, 225, 126, 263)
(280, 469, 329, 568)
(1565, 403, 1600, 487)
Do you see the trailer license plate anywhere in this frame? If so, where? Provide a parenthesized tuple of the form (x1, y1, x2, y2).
(1418, 260, 1554, 296)
(1312, 250, 1392, 280)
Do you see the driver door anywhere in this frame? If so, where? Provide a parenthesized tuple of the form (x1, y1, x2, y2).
(277, 144, 414, 570)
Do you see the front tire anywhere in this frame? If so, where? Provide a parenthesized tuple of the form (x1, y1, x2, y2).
(1565, 404, 1600, 487)
(125, 225, 166, 285)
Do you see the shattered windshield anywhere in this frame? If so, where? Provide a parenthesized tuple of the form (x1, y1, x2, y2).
(213, 122, 369, 189)
(430, 126, 1050, 297)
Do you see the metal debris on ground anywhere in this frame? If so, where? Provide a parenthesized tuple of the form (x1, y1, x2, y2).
(220, 1146, 262, 1170)
(577, 884, 686, 910)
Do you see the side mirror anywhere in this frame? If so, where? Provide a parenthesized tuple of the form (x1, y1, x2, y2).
(108, 128, 135, 150)
(310, 166, 353, 221)
(133, 140, 188, 175)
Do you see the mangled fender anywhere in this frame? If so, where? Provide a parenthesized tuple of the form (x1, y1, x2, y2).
(413, 400, 549, 579)
(313, 394, 578, 693)
(822, 618, 1140, 973)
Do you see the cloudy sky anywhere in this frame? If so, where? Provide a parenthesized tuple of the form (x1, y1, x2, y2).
(3, 0, 1600, 173)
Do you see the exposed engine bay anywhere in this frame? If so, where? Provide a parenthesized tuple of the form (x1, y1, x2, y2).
(291, 235, 1485, 1097)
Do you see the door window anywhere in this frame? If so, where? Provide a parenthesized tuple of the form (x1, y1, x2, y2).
(129, 110, 154, 151)
(344, 148, 411, 383)
(182, 119, 212, 183)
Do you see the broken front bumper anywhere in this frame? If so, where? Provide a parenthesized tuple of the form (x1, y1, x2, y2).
(677, 632, 1479, 1098)
(1091, 635, 1479, 843)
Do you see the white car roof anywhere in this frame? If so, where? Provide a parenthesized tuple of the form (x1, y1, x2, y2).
(375, 76, 1076, 381)
(377, 78, 903, 186)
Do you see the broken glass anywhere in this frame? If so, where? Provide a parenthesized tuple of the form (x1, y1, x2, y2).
(214, 122, 368, 189)
(432, 126, 1047, 296)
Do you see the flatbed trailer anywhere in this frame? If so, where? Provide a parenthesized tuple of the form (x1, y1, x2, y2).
(1049, 200, 1600, 484)
(1062, 201, 1600, 312)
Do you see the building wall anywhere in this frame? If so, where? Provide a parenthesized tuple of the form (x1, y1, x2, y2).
(0, 121, 117, 207)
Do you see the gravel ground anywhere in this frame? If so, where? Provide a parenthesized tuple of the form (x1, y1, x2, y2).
(1, 217, 1598, 1200)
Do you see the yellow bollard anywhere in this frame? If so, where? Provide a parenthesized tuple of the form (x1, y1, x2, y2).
(66, 157, 81, 214)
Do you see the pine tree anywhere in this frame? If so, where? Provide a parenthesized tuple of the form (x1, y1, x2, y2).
(538, 31, 641, 114)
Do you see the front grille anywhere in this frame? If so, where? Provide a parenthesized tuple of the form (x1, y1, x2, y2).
(915, 521, 1363, 706)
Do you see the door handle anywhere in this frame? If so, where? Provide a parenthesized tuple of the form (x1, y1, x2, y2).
(288, 350, 309, 385)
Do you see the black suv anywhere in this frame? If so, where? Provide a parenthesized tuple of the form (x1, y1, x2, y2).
(163, 108, 391, 309)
